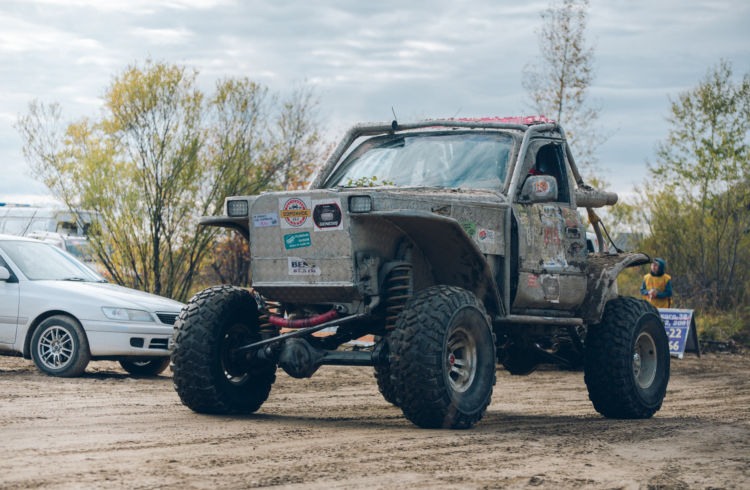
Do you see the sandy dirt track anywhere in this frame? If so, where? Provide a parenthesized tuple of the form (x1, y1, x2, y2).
(1, 353, 748, 489)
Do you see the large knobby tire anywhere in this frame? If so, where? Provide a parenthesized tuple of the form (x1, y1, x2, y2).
(119, 358, 170, 376)
(171, 286, 276, 414)
(31, 314, 90, 377)
(373, 338, 399, 406)
(389, 286, 496, 429)
(499, 343, 539, 375)
(584, 296, 670, 418)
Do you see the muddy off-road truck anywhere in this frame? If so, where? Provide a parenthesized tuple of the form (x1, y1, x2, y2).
(171, 116, 670, 429)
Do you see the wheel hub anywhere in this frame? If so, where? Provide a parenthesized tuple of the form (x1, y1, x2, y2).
(222, 323, 255, 384)
(445, 326, 478, 393)
(38, 326, 73, 369)
(633, 331, 658, 389)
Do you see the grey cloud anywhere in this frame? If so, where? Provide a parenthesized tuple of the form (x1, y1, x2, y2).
(1, 0, 749, 200)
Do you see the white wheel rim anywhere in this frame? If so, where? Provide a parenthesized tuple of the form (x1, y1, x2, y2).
(446, 326, 478, 393)
(38, 326, 74, 370)
(633, 331, 658, 389)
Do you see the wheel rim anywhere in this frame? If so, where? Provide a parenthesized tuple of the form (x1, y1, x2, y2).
(132, 361, 151, 367)
(221, 323, 251, 385)
(37, 326, 74, 370)
(446, 326, 478, 393)
(633, 331, 658, 389)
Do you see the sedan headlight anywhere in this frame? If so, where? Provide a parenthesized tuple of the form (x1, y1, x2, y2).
(102, 307, 154, 322)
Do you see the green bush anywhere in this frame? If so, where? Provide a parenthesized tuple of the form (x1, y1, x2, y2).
(696, 308, 750, 346)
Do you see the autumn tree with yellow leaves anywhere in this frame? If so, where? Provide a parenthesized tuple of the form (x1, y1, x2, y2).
(16, 61, 325, 301)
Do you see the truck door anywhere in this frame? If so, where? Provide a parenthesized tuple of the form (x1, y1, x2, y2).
(512, 140, 587, 311)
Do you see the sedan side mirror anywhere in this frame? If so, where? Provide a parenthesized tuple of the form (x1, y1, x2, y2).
(0, 266, 10, 281)
(519, 175, 558, 203)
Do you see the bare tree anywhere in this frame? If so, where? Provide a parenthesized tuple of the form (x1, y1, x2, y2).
(522, 0, 603, 171)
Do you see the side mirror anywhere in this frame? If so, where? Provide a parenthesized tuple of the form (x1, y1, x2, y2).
(0, 266, 10, 282)
(520, 175, 558, 203)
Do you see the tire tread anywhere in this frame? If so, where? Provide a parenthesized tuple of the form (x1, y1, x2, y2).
(171, 285, 275, 414)
(584, 296, 670, 419)
(389, 286, 496, 429)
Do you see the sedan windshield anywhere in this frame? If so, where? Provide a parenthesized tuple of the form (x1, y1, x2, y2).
(327, 132, 514, 190)
(0, 240, 104, 282)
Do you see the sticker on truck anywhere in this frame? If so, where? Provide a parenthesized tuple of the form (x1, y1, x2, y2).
(279, 197, 312, 229)
(253, 213, 278, 228)
(284, 232, 311, 249)
(288, 257, 321, 275)
(478, 228, 496, 243)
(312, 199, 343, 231)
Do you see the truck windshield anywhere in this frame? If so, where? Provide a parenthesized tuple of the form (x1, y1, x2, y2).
(327, 132, 513, 190)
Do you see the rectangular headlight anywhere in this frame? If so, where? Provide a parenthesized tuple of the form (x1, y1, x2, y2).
(226, 199, 249, 217)
(102, 307, 154, 322)
(348, 195, 372, 213)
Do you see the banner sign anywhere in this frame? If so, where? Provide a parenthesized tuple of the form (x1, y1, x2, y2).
(658, 308, 700, 359)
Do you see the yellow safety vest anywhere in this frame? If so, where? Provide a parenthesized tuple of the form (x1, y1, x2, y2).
(643, 273, 672, 308)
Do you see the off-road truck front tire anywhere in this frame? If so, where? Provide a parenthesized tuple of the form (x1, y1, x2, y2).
(584, 296, 670, 418)
(172, 286, 276, 414)
(389, 286, 496, 429)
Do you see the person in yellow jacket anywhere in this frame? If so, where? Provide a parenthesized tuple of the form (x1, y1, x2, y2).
(641, 258, 673, 308)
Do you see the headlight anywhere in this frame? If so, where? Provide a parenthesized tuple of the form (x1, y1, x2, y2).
(102, 307, 154, 322)
(348, 195, 372, 213)
(226, 199, 249, 217)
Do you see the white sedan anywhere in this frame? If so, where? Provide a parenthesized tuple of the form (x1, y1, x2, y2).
(0, 234, 184, 377)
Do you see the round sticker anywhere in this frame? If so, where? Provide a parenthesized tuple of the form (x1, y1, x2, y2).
(535, 180, 550, 194)
(281, 198, 310, 227)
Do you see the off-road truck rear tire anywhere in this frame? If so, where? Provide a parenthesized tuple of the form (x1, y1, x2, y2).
(172, 286, 276, 414)
(373, 338, 399, 406)
(499, 343, 539, 375)
(584, 296, 670, 418)
(389, 285, 496, 429)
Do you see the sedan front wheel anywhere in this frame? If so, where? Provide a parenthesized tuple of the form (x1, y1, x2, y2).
(31, 315, 90, 377)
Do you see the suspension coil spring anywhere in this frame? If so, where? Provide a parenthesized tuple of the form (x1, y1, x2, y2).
(384, 264, 413, 330)
(258, 301, 282, 337)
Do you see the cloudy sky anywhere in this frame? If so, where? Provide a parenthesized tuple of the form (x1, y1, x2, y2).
(1, 0, 749, 204)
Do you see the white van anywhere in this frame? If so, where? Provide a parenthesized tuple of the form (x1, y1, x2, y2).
(0, 205, 99, 266)
(0, 204, 98, 237)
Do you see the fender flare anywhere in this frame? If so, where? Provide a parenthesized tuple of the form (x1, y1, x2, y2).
(367, 210, 503, 317)
(579, 252, 650, 324)
(199, 215, 249, 241)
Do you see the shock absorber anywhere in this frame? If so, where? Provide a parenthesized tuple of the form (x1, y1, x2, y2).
(384, 263, 412, 330)
(258, 300, 281, 337)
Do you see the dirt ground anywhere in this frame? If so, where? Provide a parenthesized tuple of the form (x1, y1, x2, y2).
(1, 352, 748, 490)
